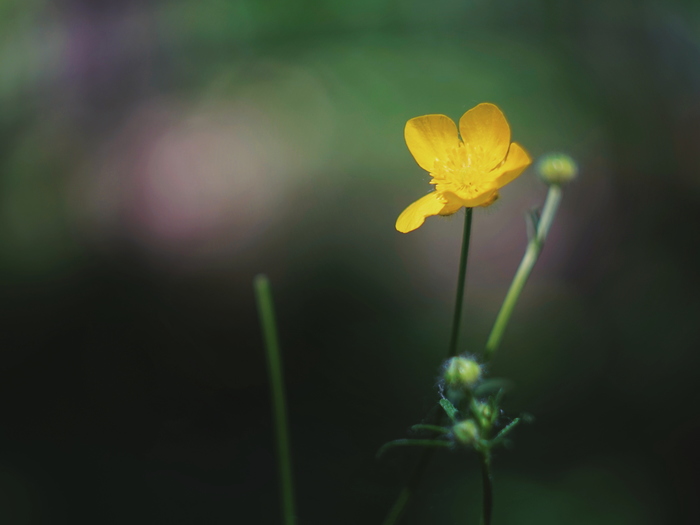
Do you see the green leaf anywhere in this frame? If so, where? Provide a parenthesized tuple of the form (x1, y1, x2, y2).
(473, 378, 514, 397)
(410, 424, 451, 435)
(439, 398, 459, 422)
(489, 417, 521, 447)
(376, 439, 452, 459)
(526, 207, 541, 241)
(491, 388, 505, 411)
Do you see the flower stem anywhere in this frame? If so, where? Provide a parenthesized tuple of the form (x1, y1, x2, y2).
(254, 275, 296, 525)
(483, 185, 563, 363)
(382, 208, 474, 525)
(448, 207, 474, 358)
(479, 452, 493, 525)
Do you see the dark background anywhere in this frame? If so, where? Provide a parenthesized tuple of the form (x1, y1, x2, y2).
(2, 0, 700, 523)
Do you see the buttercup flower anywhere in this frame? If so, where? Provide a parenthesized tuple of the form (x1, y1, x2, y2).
(396, 103, 532, 233)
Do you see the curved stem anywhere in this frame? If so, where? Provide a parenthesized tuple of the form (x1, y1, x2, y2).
(483, 185, 562, 362)
(448, 208, 474, 357)
(254, 275, 296, 525)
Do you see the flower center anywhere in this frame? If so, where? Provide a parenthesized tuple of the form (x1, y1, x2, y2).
(429, 144, 489, 201)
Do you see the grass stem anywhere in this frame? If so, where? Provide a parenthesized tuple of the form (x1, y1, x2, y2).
(254, 275, 296, 525)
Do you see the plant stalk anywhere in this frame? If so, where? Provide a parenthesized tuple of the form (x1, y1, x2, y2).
(448, 208, 474, 357)
(382, 208, 474, 525)
(483, 185, 562, 362)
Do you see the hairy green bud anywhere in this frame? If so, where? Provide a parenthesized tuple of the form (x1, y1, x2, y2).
(444, 357, 481, 389)
(477, 402, 493, 420)
(453, 419, 479, 445)
(536, 153, 578, 185)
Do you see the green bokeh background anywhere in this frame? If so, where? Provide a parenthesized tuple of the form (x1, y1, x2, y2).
(2, 1, 699, 523)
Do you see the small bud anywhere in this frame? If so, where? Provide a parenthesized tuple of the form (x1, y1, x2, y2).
(453, 419, 479, 445)
(444, 357, 481, 389)
(477, 402, 492, 420)
(536, 153, 578, 185)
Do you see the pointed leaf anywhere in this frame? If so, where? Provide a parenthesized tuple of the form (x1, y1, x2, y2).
(489, 418, 521, 448)
(526, 207, 541, 241)
(376, 439, 452, 459)
(473, 379, 514, 397)
(410, 424, 451, 435)
(439, 398, 459, 422)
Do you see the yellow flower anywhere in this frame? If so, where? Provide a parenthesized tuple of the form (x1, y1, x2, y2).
(396, 103, 532, 233)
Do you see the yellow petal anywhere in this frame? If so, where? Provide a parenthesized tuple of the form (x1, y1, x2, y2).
(478, 191, 499, 207)
(404, 115, 460, 173)
(459, 183, 499, 207)
(395, 192, 462, 233)
(458, 103, 511, 171)
(490, 142, 532, 188)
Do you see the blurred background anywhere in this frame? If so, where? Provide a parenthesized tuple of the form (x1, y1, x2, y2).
(1, 0, 700, 523)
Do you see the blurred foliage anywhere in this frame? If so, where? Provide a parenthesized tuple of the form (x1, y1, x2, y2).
(1, 0, 700, 524)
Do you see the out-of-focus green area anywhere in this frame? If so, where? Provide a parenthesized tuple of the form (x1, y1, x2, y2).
(2, 0, 700, 523)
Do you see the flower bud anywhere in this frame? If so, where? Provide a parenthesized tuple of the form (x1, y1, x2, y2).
(536, 153, 578, 185)
(444, 357, 481, 389)
(453, 419, 479, 445)
(477, 402, 492, 420)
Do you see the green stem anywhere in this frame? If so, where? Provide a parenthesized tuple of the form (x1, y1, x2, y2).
(483, 185, 562, 362)
(254, 275, 296, 525)
(480, 452, 493, 525)
(382, 208, 474, 525)
(448, 208, 474, 358)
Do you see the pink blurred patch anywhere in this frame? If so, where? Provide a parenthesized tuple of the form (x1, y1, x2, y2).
(80, 99, 291, 264)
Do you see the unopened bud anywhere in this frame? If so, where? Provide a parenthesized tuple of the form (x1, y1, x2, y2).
(536, 153, 578, 185)
(477, 402, 492, 420)
(453, 419, 479, 445)
(444, 357, 481, 389)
